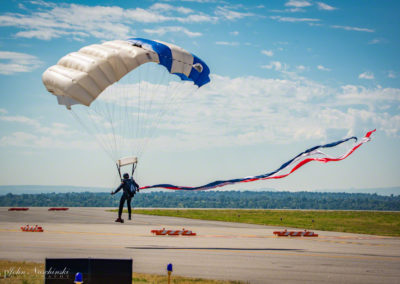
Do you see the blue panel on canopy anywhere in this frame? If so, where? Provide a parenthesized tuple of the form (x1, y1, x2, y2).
(127, 38, 210, 87)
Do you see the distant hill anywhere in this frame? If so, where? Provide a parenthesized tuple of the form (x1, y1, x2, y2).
(1, 190, 399, 210)
(0, 185, 108, 195)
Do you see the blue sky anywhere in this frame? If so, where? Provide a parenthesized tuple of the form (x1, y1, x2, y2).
(0, 0, 399, 192)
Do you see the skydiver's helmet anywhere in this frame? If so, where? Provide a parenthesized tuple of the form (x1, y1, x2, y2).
(123, 173, 129, 179)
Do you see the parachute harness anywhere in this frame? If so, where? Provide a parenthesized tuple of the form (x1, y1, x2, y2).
(140, 130, 376, 191)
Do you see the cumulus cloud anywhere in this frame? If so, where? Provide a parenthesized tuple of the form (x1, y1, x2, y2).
(157, 74, 400, 149)
(1, 75, 399, 151)
(150, 3, 194, 14)
(270, 16, 320, 23)
(0, 131, 93, 149)
(144, 26, 202, 37)
(317, 65, 331, 71)
(0, 51, 43, 75)
(0, 2, 217, 40)
(331, 25, 374, 33)
(285, 1, 312, 8)
(0, 115, 41, 128)
(215, 41, 239, 46)
(316, 2, 337, 11)
(261, 50, 274, 57)
(0, 112, 90, 149)
(215, 6, 254, 20)
(388, 71, 396, 79)
(261, 61, 283, 71)
(296, 65, 307, 71)
(358, 72, 374, 80)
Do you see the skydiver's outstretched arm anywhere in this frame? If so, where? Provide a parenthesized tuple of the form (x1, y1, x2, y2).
(111, 183, 124, 195)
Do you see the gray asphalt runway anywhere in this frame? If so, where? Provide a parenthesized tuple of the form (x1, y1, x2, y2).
(0, 207, 399, 283)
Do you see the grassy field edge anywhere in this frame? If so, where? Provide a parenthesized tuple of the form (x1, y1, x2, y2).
(127, 209, 400, 237)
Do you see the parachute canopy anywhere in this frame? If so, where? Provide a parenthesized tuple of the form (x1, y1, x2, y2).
(42, 38, 211, 168)
(42, 38, 210, 109)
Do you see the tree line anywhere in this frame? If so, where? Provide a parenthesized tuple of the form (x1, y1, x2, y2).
(1, 191, 399, 210)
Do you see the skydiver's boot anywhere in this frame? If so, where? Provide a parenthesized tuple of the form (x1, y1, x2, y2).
(128, 215, 131, 220)
(115, 217, 124, 223)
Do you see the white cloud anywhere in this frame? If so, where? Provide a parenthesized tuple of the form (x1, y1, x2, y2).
(150, 3, 194, 14)
(0, 2, 216, 40)
(0, 51, 42, 75)
(2, 75, 399, 151)
(388, 71, 396, 79)
(0, 108, 7, 114)
(317, 65, 331, 71)
(358, 72, 374, 80)
(0, 131, 93, 149)
(0, 113, 79, 137)
(0, 112, 90, 149)
(215, 6, 254, 20)
(0, 115, 41, 128)
(331, 25, 374, 33)
(270, 16, 320, 23)
(316, 2, 337, 11)
(285, 1, 312, 8)
(144, 26, 202, 37)
(261, 50, 274, 57)
(215, 41, 239, 46)
(338, 85, 400, 105)
(230, 31, 239, 36)
(159, 74, 400, 149)
(296, 65, 307, 71)
(180, 0, 219, 2)
(261, 61, 283, 71)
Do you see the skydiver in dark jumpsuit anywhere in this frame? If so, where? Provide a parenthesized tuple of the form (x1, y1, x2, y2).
(111, 173, 139, 223)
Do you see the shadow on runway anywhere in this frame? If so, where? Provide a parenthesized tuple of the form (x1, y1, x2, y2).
(126, 246, 304, 252)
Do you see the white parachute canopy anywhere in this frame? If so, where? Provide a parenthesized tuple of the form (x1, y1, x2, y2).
(42, 38, 210, 165)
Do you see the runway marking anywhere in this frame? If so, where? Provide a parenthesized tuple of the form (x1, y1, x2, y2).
(1, 239, 399, 263)
(176, 249, 400, 262)
(0, 229, 397, 247)
(1, 229, 399, 262)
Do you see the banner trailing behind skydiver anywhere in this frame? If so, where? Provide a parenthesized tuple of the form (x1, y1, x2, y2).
(140, 129, 376, 191)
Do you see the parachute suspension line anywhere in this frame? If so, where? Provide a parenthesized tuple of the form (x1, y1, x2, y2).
(123, 84, 131, 160)
(137, 64, 172, 158)
(138, 82, 199, 158)
(136, 73, 171, 158)
(132, 67, 141, 157)
(138, 79, 189, 158)
(70, 109, 114, 162)
(140, 63, 168, 156)
(94, 96, 118, 161)
(138, 62, 152, 154)
(86, 106, 116, 161)
(141, 64, 168, 145)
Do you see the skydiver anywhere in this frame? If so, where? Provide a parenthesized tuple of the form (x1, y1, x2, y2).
(111, 173, 139, 223)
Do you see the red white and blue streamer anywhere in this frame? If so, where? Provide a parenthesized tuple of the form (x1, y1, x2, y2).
(140, 129, 375, 191)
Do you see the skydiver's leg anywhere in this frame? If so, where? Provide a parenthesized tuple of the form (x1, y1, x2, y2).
(127, 197, 132, 220)
(118, 195, 126, 218)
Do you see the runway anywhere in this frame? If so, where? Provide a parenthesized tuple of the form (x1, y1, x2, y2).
(0, 207, 399, 283)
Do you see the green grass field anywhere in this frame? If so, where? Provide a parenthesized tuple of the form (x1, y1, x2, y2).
(0, 261, 243, 284)
(131, 209, 400, 237)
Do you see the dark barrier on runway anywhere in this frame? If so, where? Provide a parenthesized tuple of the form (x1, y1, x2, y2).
(45, 258, 132, 283)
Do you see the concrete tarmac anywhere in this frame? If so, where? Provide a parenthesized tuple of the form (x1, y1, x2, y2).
(0, 207, 399, 283)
